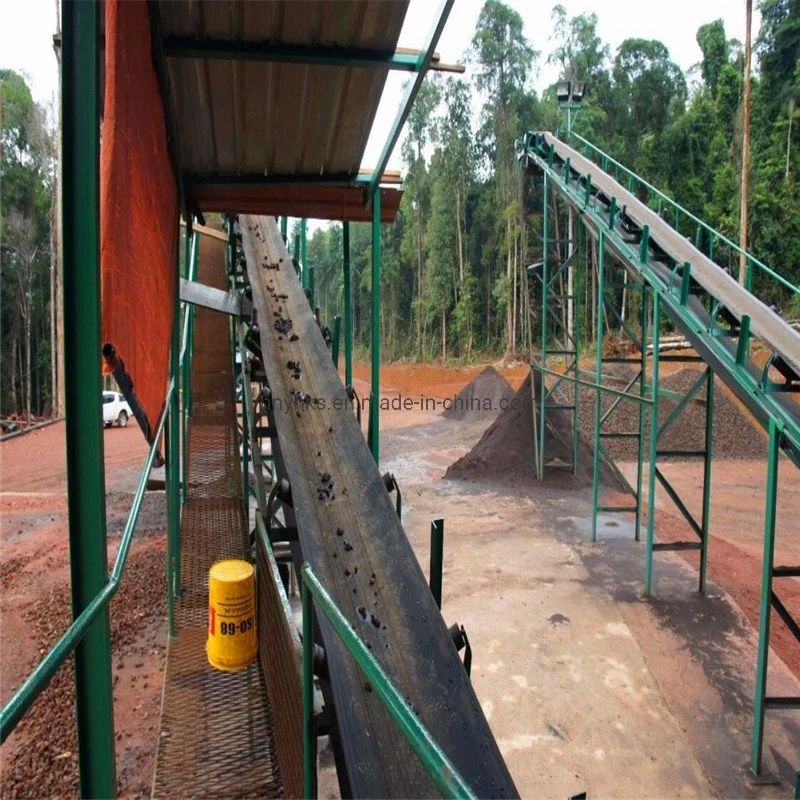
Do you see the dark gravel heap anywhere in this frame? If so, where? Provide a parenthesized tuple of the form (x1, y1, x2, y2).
(446, 373, 616, 489)
(576, 366, 766, 461)
(442, 366, 515, 421)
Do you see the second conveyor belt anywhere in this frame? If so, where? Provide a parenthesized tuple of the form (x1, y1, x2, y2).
(241, 215, 517, 799)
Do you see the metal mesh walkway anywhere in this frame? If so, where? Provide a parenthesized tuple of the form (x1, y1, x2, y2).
(152, 233, 283, 798)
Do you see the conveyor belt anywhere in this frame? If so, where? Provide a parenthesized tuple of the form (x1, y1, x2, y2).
(543, 133, 800, 377)
(152, 232, 283, 798)
(242, 216, 517, 799)
(536, 133, 800, 458)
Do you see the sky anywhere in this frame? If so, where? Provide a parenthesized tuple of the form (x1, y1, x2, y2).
(2, 0, 760, 176)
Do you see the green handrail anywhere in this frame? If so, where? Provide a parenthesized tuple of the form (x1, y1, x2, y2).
(567, 131, 799, 299)
(300, 564, 475, 800)
(0, 377, 174, 743)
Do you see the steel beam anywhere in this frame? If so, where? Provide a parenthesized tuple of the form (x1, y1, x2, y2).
(591, 231, 605, 542)
(343, 221, 353, 388)
(163, 38, 465, 74)
(179, 277, 242, 316)
(61, 1, 116, 794)
(538, 173, 549, 480)
(368, 191, 381, 462)
(300, 218, 308, 290)
(365, 0, 455, 203)
(751, 419, 780, 775)
(645, 293, 661, 596)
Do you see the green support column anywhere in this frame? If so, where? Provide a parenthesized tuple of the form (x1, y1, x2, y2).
(590, 231, 605, 542)
(751, 418, 780, 775)
(166, 235, 182, 619)
(181, 232, 198, 505)
(61, 1, 117, 794)
(644, 292, 661, 596)
(293, 232, 300, 277)
(699, 367, 714, 593)
(343, 221, 353, 388)
(332, 316, 341, 369)
(280, 215, 288, 242)
(309, 264, 315, 310)
(368, 192, 381, 462)
(635, 287, 649, 542)
(538, 173, 549, 480)
(300, 218, 308, 290)
(302, 577, 317, 798)
(571, 218, 581, 476)
(180, 229, 190, 506)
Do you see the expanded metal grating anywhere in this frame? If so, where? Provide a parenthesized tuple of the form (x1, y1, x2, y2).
(153, 234, 283, 798)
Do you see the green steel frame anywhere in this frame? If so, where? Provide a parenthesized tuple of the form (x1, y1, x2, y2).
(521, 129, 799, 779)
(567, 131, 799, 300)
(163, 37, 461, 73)
(61, 3, 115, 793)
(3, 1, 464, 793)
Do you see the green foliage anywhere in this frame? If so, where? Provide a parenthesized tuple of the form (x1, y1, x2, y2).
(1, 69, 55, 417)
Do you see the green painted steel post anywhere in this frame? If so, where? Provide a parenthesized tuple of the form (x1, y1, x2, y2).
(699, 367, 714, 593)
(332, 315, 341, 369)
(430, 519, 444, 609)
(180, 229, 191, 507)
(572, 218, 581, 475)
(635, 286, 649, 542)
(166, 233, 182, 616)
(368, 191, 381, 463)
(293, 232, 300, 277)
(309, 264, 315, 310)
(538, 173, 549, 479)
(645, 292, 661, 596)
(241, 370, 249, 508)
(61, 1, 117, 794)
(280, 215, 288, 242)
(300, 218, 308, 290)
(590, 231, 605, 542)
(302, 576, 317, 798)
(751, 418, 779, 776)
(343, 221, 353, 388)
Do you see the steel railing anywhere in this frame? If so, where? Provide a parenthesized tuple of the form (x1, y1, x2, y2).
(566, 130, 799, 301)
(0, 377, 174, 742)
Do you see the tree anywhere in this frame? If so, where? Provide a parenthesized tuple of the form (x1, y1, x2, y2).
(400, 77, 440, 358)
(697, 19, 730, 95)
(1, 69, 54, 419)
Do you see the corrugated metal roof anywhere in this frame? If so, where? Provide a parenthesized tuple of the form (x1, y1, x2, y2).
(157, 0, 409, 181)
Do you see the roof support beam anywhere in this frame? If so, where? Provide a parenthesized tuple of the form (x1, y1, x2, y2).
(365, 0, 456, 204)
(163, 38, 464, 73)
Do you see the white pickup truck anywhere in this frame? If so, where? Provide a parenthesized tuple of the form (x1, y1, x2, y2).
(102, 391, 132, 428)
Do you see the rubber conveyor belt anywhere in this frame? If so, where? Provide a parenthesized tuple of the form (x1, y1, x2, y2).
(539, 132, 800, 456)
(242, 216, 517, 799)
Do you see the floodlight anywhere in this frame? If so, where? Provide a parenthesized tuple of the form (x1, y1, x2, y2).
(571, 81, 586, 102)
(556, 82, 572, 103)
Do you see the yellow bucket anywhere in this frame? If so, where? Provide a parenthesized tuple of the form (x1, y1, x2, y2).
(206, 559, 257, 671)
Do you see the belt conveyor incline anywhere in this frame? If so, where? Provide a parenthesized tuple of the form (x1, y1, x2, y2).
(242, 215, 517, 799)
(539, 132, 800, 458)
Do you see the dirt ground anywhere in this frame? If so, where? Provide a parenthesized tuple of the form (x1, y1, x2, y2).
(2, 358, 798, 798)
(1, 424, 167, 798)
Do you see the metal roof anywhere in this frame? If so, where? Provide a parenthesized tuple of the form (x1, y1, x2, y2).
(154, 0, 415, 220)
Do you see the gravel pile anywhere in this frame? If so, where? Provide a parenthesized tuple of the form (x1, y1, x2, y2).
(446, 373, 616, 489)
(576, 366, 766, 461)
(1, 545, 167, 799)
(442, 366, 515, 422)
